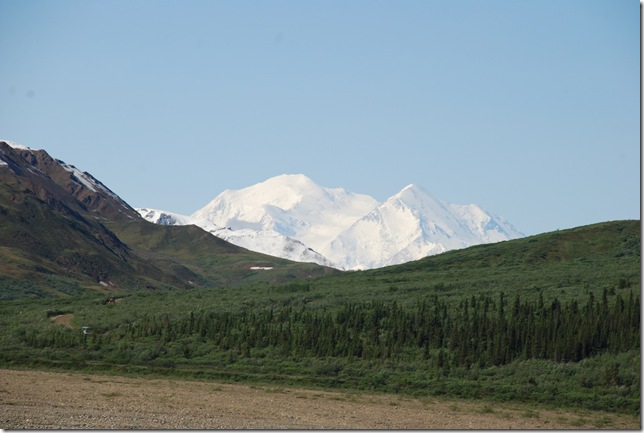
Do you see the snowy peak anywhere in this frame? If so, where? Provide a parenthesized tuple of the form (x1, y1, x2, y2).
(388, 183, 521, 241)
(192, 173, 380, 251)
(387, 184, 451, 220)
(327, 183, 523, 270)
(138, 208, 204, 228)
(257, 173, 321, 208)
(203, 174, 321, 216)
(391, 184, 450, 211)
(396, 183, 426, 198)
(144, 174, 523, 270)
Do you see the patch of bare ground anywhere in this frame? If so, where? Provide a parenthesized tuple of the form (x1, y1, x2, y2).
(50, 314, 75, 329)
(0, 369, 639, 429)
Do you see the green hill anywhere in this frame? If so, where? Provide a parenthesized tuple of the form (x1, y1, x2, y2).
(310, 219, 640, 307)
(0, 220, 639, 415)
(0, 186, 335, 299)
(104, 219, 337, 288)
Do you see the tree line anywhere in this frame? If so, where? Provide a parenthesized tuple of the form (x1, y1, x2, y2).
(59, 289, 637, 370)
(22, 289, 639, 372)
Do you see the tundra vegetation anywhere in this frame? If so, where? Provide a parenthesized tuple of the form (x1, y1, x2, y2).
(0, 220, 640, 416)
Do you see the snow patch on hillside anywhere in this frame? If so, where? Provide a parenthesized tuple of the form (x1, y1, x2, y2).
(1, 140, 38, 151)
(60, 163, 98, 192)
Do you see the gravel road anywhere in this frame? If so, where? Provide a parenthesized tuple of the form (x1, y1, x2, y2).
(0, 368, 637, 429)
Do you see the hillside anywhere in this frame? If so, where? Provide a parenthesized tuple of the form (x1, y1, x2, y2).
(0, 220, 639, 416)
(0, 141, 337, 299)
(104, 220, 337, 288)
(268, 219, 640, 310)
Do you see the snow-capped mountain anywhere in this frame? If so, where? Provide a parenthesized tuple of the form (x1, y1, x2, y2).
(328, 184, 523, 269)
(192, 174, 380, 251)
(138, 207, 337, 268)
(141, 174, 523, 270)
(138, 208, 205, 228)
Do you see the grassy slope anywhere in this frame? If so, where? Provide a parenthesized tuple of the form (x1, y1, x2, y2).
(104, 220, 338, 288)
(0, 189, 337, 299)
(239, 219, 641, 311)
(1, 219, 638, 330)
(0, 220, 639, 414)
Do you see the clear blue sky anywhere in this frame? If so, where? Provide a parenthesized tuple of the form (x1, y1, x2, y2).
(0, 0, 639, 236)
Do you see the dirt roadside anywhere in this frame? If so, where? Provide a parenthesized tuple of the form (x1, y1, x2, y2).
(0, 368, 638, 429)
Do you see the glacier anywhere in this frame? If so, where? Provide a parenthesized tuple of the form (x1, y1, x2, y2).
(139, 174, 523, 270)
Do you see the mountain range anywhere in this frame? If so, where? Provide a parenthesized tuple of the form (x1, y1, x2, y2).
(1, 137, 638, 420)
(0, 140, 335, 299)
(140, 173, 524, 269)
(0, 136, 522, 296)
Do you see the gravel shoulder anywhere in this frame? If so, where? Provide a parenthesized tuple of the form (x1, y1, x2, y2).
(0, 368, 638, 429)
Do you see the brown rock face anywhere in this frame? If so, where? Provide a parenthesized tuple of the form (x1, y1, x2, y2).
(0, 141, 140, 221)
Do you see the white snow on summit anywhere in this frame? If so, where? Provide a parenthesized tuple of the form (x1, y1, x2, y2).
(1, 140, 39, 151)
(142, 175, 523, 270)
(57, 160, 127, 204)
(192, 174, 380, 253)
(329, 184, 522, 269)
(0, 140, 33, 168)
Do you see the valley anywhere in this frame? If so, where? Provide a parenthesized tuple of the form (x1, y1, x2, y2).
(0, 220, 639, 425)
(0, 140, 639, 428)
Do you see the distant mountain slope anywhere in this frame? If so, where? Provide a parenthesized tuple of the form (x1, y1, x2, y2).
(138, 207, 337, 268)
(180, 174, 523, 270)
(0, 141, 336, 299)
(104, 220, 337, 289)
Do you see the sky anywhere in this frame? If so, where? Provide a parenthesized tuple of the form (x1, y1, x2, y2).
(0, 0, 640, 236)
